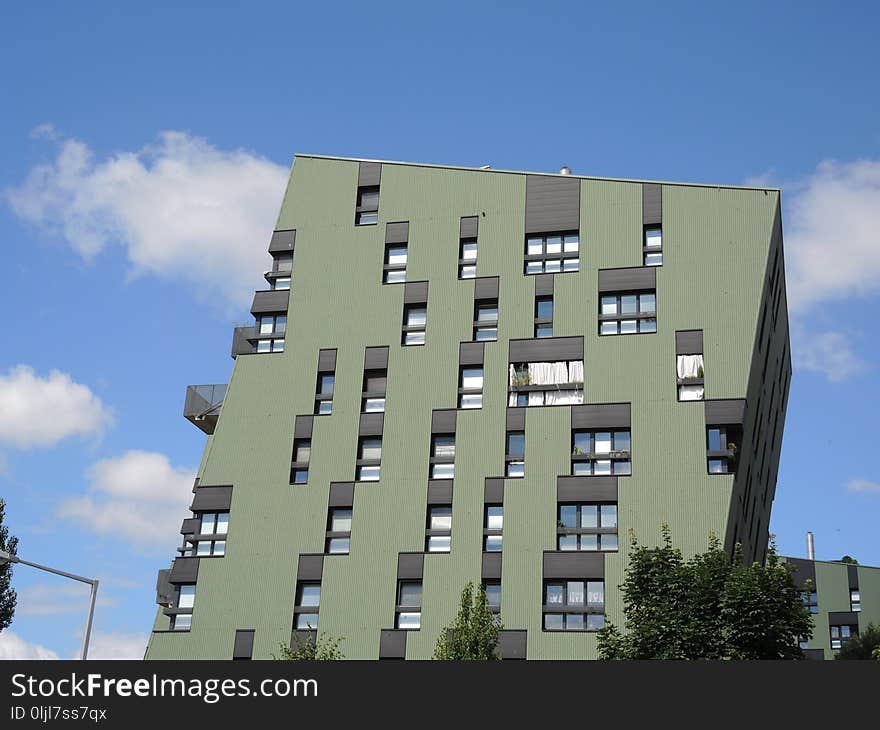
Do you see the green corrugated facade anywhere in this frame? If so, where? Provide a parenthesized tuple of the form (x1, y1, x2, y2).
(146, 156, 796, 660)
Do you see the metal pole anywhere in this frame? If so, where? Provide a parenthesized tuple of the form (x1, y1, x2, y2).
(806, 532, 815, 561)
(80, 580, 99, 660)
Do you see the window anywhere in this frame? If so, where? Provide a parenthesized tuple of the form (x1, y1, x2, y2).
(272, 277, 291, 291)
(383, 243, 407, 284)
(326, 508, 352, 554)
(291, 439, 311, 484)
(362, 369, 387, 413)
(402, 306, 426, 346)
(644, 226, 662, 266)
(599, 292, 656, 335)
(677, 354, 705, 401)
(259, 314, 287, 335)
(355, 186, 379, 226)
(314, 372, 335, 415)
(426, 505, 452, 553)
(801, 590, 818, 614)
(171, 614, 192, 631)
(706, 426, 740, 475)
(535, 296, 553, 338)
(851, 589, 861, 612)
(571, 430, 631, 476)
(473, 300, 498, 341)
(178, 584, 196, 609)
(483, 580, 501, 623)
(557, 503, 618, 551)
(356, 437, 382, 481)
(430, 434, 455, 480)
(505, 431, 525, 478)
(458, 366, 483, 409)
(193, 512, 229, 556)
(459, 238, 478, 279)
(294, 582, 320, 630)
(525, 232, 579, 275)
(484, 505, 503, 552)
(256, 338, 285, 353)
(396, 582, 422, 630)
(273, 253, 293, 273)
(542, 580, 604, 631)
(172, 584, 196, 631)
(508, 360, 585, 407)
(830, 624, 858, 650)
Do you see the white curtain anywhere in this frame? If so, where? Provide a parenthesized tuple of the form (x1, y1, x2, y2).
(508, 392, 518, 407)
(679, 385, 705, 401)
(509, 364, 517, 386)
(676, 354, 704, 380)
(572, 390, 584, 404)
(549, 361, 569, 384)
(529, 362, 553, 385)
(528, 391, 544, 406)
(569, 360, 584, 383)
(544, 391, 559, 406)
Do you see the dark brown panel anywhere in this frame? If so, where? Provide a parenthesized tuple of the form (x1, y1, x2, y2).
(525, 175, 580, 234)
(675, 330, 704, 355)
(828, 611, 859, 626)
(427, 481, 453, 505)
(250, 289, 290, 315)
(180, 518, 199, 535)
(358, 161, 381, 187)
(397, 552, 424, 580)
(294, 415, 313, 439)
(474, 276, 499, 300)
(509, 336, 583, 363)
(786, 557, 816, 588)
(169, 557, 200, 584)
(379, 629, 407, 659)
(403, 281, 429, 304)
(155, 569, 173, 606)
(642, 183, 662, 226)
(848, 565, 860, 590)
(431, 409, 457, 434)
(704, 399, 746, 426)
(268, 229, 296, 254)
(297, 554, 324, 581)
(481, 552, 502, 580)
(542, 551, 605, 579)
(385, 221, 409, 244)
(484, 478, 504, 504)
(535, 274, 555, 297)
(598, 267, 656, 293)
(506, 407, 525, 431)
(803, 648, 825, 661)
(364, 346, 390, 370)
(190, 485, 233, 512)
(571, 403, 631, 429)
(556, 476, 618, 503)
(459, 342, 485, 366)
(233, 630, 255, 660)
(358, 413, 385, 436)
(328, 482, 355, 508)
(498, 630, 527, 660)
(460, 216, 479, 239)
(317, 348, 337, 371)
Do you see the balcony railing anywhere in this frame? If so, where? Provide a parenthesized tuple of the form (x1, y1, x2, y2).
(184, 383, 227, 434)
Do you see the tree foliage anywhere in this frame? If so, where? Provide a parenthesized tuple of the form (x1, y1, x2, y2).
(835, 623, 880, 660)
(433, 582, 502, 660)
(275, 633, 345, 660)
(598, 526, 812, 660)
(0, 498, 18, 632)
(839, 555, 858, 565)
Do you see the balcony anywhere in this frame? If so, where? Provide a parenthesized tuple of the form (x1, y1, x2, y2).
(184, 384, 227, 434)
(231, 325, 257, 358)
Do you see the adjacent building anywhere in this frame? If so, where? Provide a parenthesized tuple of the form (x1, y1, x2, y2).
(147, 154, 796, 660)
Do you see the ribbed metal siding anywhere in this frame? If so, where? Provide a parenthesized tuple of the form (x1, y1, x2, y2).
(525, 175, 580, 234)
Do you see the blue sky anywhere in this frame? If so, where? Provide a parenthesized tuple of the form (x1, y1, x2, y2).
(0, 1, 878, 658)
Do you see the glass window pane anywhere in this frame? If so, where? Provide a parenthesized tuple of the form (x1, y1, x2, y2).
(427, 535, 451, 552)
(639, 318, 657, 333)
(356, 465, 380, 481)
(257, 340, 271, 353)
(621, 295, 638, 314)
(544, 259, 561, 273)
(644, 252, 663, 266)
(613, 460, 632, 475)
(399, 583, 422, 607)
(296, 613, 319, 629)
(620, 320, 638, 334)
(213, 541, 226, 555)
(431, 463, 455, 479)
(639, 293, 656, 313)
(215, 513, 229, 534)
(580, 505, 598, 528)
(407, 308, 427, 326)
(566, 613, 585, 630)
(173, 614, 192, 631)
(459, 265, 476, 279)
(594, 432, 612, 453)
(599, 321, 617, 336)
(327, 537, 350, 554)
(601, 296, 618, 315)
(546, 236, 563, 253)
(545, 584, 564, 605)
(535, 324, 553, 338)
(525, 261, 543, 275)
(387, 247, 407, 265)
(572, 462, 591, 476)
(587, 614, 605, 631)
(396, 612, 421, 630)
(273, 277, 291, 290)
(486, 506, 503, 530)
(293, 469, 309, 483)
(459, 393, 482, 409)
(587, 582, 604, 606)
(385, 269, 406, 284)
(536, 298, 554, 319)
(200, 513, 216, 534)
(359, 190, 379, 208)
(272, 339, 285, 352)
(507, 432, 525, 457)
(601, 534, 619, 551)
(562, 258, 579, 272)
(429, 506, 452, 530)
(461, 242, 478, 260)
(573, 432, 591, 454)
(474, 327, 497, 341)
(505, 461, 525, 478)
(461, 368, 484, 389)
(275, 315, 287, 333)
(364, 397, 385, 412)
(432, 436, 455, 457)
(330, 508, 352, 532)
(558, 534, 578, 551)
(560, 505, 578, 528)
(526, 237, 544, 255)
(476, 305, 498, 322)
(259, 318, 274, 334)
(580, 534, 599, 551)
(593, 460, 612, 475)
(196, 542, 211, 556)
(563, 234, 579, 252)
(613, 431, 631, 452)
(295, 441, 311, 462)
(567, 581, 585, 605)
(318, 400, 332, 415)
(298, 584, 320, 607)
(544, 613, 564, 630)
(361, 438, 382, 459)
(645, 228, 662, 248)
(484, 583, 501, 607)
(484, 534, 503, 551)
(601, 505, 617, 528)
(274, 254, 293, 272)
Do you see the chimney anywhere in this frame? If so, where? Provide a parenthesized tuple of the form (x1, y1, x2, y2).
(806, 531, 815, 560)
(559, 166, 571, 175)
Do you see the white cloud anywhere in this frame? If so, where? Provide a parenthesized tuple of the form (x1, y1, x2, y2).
(743, 169, 776, 188)
(57, 450, 195, 548)
(0, 631, 59, 660)
(5, 130, 289, 310)
(792, 327, 866, 382)
(86, 631, 147, 660)
(0, 365, 112, 449)
(16, 583, 116, 617)
(847, 478, 880, 494)
(784, 158, 880, 313)
(29, 122, 58, 140)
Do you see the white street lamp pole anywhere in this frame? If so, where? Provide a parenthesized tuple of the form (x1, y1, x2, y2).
(0, 549, 98, 660)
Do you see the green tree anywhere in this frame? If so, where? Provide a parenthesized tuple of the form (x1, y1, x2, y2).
(839, 555, 858, 565)
(598, 527, 812, 660)
(275, 633, 345, 660)
(835, 624, 880, 660)
(433, 582, 502, 660)
(0, 498, 18, 632)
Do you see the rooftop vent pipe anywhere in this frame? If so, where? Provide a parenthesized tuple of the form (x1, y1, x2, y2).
(807, 532, 815, 560)
(559, 166, 571, 175)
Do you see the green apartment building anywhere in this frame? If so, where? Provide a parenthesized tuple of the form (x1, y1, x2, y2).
(145, 154, 850, 660)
